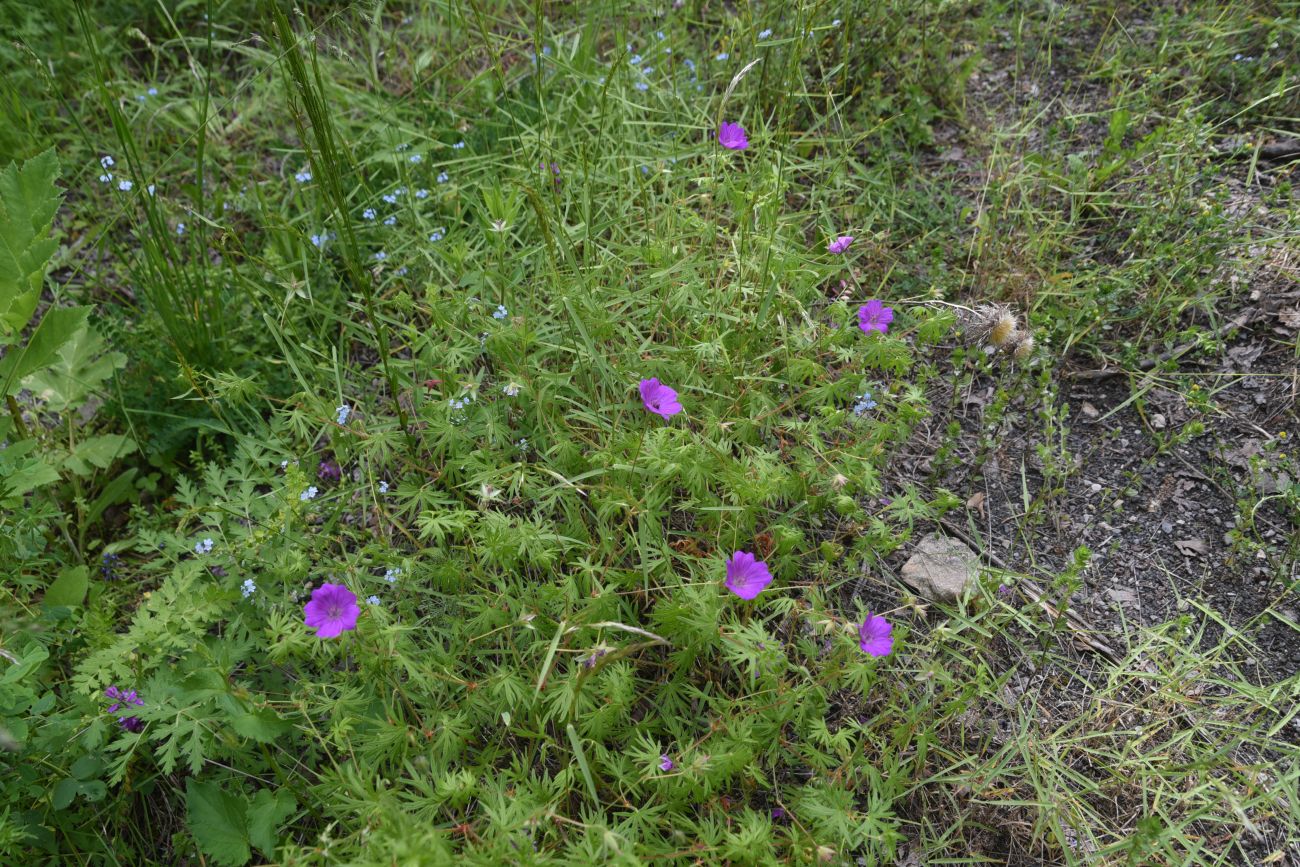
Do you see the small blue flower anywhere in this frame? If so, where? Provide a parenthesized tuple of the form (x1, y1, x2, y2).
(136, 94, 147, 103)
(195, 538, 214, 555)
(716, 52, 729, 60)
(98, 173, 113, 183)
(429, 229, 445, 242)
(148, 86, 158, 96)
(656, 30, 666, 40)
(542, 45, 552, 55)
(415, 188, 429, 199)
(683, 58, 696, 71)
(634, 82, 649, 91)
(367, 595, 381, 606)
(640, 165, 650, 175)
(373, 250, 387, 261)
(336, 404, 352, 425)
(241, 578, 256, 598)
(642, 66, 654, 75)
(310, 232, 327, 248)
(396, 142, 410, 152)
(395, 266, 408, 277)
(294, 169, 312, 182)
(409, 154, 422, 164)
(300, 486, 318, 502)
(493, 304, 508, 320)
(379, 481, 390, 494)
(382, 193, 398, 204)
(118, 179, 133, 191)
(436, 171, 449, 184)
(832, 18, 842, 26)
(502, 382, 520, 397)
(146, 184, 155, 195)
(384, 567, 401, 582)
(452, 140, 465, 149)
(383, 215, 397, 226)
(176, 222, 186, 235)
(758, 28, 772, 39)
(362, 208, 376, 220)
(630, 54, 643, 65)
(852, 391, 878, 416)
(100, 155, 114, 169)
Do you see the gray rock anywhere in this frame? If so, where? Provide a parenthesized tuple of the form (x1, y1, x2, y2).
(900, 533, 981, 601)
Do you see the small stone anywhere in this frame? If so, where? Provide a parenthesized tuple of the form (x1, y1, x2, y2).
(1152, 413, 1166, 429)
(900, 533, 981, 602)
(1090, 483, 1102, 494)
(1160, 520, 1173, 533)
(1176, 598, 1190, 612)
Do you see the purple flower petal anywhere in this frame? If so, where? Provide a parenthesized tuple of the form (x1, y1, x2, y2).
(857, 300, 894, 334)
(724, 550, 773, 600)
(639, 378, 683, 418)
(858, 612, 894, 657)
(827, 235, 854, 254)
(303, 582, 361, 639)
(659, 755, 675, 771)
(718, 121, 749, 151)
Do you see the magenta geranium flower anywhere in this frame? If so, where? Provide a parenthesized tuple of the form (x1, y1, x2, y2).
(659, 755, 675, 772)
(303, 582, 360, 638)
(718, 121, 749, 150)
(857, 300, 894, 334)
(639, 378, 683, 419)
(827, 235, 854, 254)
(858, 612, 894, 657)
(724, 550, 773, 600)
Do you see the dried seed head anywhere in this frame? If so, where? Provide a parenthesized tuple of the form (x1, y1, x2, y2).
(989, 310, 1018, 347)
(1013, 333, 1036, 360)
(831, 473, 850, 490)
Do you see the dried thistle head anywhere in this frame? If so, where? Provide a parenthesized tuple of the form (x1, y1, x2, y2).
(1013, 333, 1036, 360)
(989, 309, 1019, 348)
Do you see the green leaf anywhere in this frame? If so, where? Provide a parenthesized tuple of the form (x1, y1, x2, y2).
(63, 434, 136, 476)
(21, 320, 126, 411)
(43, 565, 88, 607)
(51, 778, 79, 811)
(185, 779, 250, 867)
(0, 450, 59, 506)
(229, 707, 291, 743)
(0, 645, 47, 684)
(246, 788, 296, 859)
(0, 149, 62, 336)
(70, 755, 103, 780)
(0, 306, 90, 395)
(85, 468, 138, 526)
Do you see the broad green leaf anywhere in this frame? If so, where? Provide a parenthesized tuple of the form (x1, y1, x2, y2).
(22, 320, 126, 411)
(229, 707, 291, 743)
(63, 434, 136, 476)
(44, 565, 88, 607)
(246, 788, 296, 859)
(52, 778, 79, 811)
(0, 149, 62, 335)
(185, 779, 251, 867)
(0, 305, 90, 395)
(0, 452, 59, 506)
(0, 645, 48, 684)
(85, 467, 138, 526)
